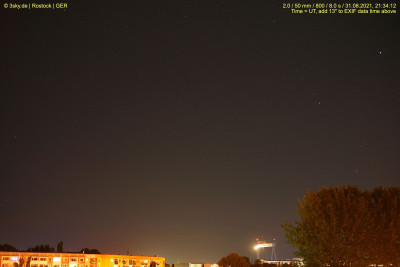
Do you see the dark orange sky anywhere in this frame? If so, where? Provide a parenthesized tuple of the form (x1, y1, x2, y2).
(0, 0, 399, 264)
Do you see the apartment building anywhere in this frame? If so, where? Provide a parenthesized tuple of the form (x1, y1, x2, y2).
(0, 252, 164, 267)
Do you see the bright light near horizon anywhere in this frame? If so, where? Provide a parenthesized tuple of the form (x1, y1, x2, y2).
(11, 257, 18, 261)
(254, 243, 276, 249)
(53, 258, 61, 262)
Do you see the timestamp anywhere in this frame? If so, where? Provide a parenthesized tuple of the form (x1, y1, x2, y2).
(375, 3, 397, 8)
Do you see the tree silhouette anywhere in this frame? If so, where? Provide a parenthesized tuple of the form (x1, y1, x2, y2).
(26, 257, 31, 267)
(80, 248, 101, 254)
(0, 244, 18, 252)
(218, 253, 251, 267)
(282, 185, 400, 266)
(27, 244, 54, 252)
(19, 257, 25, 267)
(57, 241, 63, 253)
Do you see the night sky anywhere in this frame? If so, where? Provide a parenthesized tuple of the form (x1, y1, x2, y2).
(1, 0, 399, 264)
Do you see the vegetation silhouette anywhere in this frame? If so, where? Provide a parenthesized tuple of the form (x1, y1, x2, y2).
(0, 244, 18, 252)
(57, 241, 63, 253)
(27, 244, 54, 252)
(0, 242, 100, 254)
(282, 185, 400, 266)
(81, 248, 101, 254)
(218, 253, 251, 267)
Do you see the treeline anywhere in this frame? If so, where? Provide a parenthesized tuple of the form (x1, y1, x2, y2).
(253, 260, 297, 267)
(0, 241, 100, 254)
(0, 244, 18, 252)
(217, 253, 299, 267)
(283, 185, 400, 266)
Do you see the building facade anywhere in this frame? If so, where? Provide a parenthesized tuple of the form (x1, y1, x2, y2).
(0, 252, 165, 267)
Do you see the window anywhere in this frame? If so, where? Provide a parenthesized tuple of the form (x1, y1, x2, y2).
(70, 259, 77, 262)
(32, 258, 39, 261)
(62, 264, 67, 267)
(122, 260, 126, 265)
(63, 259, 68, 263)
(79, 259, 84, 263)
(114, 259, 118, 265)
(2, 258, 10, 261)
(40, 258, 47, 261)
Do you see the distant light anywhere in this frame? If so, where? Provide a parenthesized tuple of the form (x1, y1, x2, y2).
(255, 243, 275, 249)
(110, 260, 113, 263)
(53, 258, 61, 262)
(11, 257, 19, 261)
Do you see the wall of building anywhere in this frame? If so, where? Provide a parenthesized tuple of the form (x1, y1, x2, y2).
(0, 252, 165, 267)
